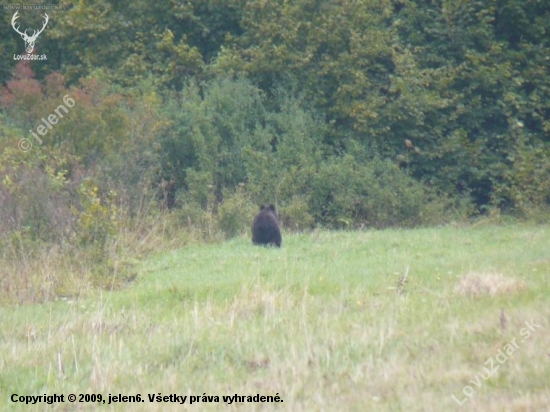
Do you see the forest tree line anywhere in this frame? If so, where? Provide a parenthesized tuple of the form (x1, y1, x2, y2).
(0, 0, 549, 283)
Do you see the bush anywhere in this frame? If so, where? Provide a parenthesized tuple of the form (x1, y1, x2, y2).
(160, 78, 271, 203)
(218, 188, 257, 239)
(308, 156, 472, 228)
(0, 143, 79, 243)
(280, 196, 315, 231)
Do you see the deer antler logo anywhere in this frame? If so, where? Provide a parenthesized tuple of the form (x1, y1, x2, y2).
(11, 11, 49, 54)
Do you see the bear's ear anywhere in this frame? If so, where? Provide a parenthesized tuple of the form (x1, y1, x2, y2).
(259, 204, 266, 211)
(268, 204, 276, 212)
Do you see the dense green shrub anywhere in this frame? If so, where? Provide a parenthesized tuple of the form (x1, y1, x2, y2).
(308, 156, 472, 228)
(218, 188, 257, 239)
(157, 75, 478, 230)
(279, 196, 315, 231)
(160, 77, 271, 203)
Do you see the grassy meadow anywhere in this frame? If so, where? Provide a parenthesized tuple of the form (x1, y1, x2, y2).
(1, 223, 549, 411)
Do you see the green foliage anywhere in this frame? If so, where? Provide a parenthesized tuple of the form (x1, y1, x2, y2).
(392, 0, 550, 209)
(4, 0, 240, 88)
(218, 187, 256, 239)
(279, 196, 315, 231)
(308, 156, 470, 228)
(0, 65, 167, 301)
(0, 139, 78, 242)
(494, 133, 550, 216)
(210, 0, 550, 212)
(1, 67, 164, 229)
(161, 77, 271, 203)
(214, 0, 396, 142)
(76, 180, 119, 247)
(3, 0, 549, 215)
(156, 75, 482, 229)
(244, 92, 324, 203)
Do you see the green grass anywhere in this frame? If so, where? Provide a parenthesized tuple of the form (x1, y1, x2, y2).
(1, 223, 549, 411)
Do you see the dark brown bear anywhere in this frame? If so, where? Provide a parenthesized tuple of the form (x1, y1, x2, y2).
(251, 204, 282, 247)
